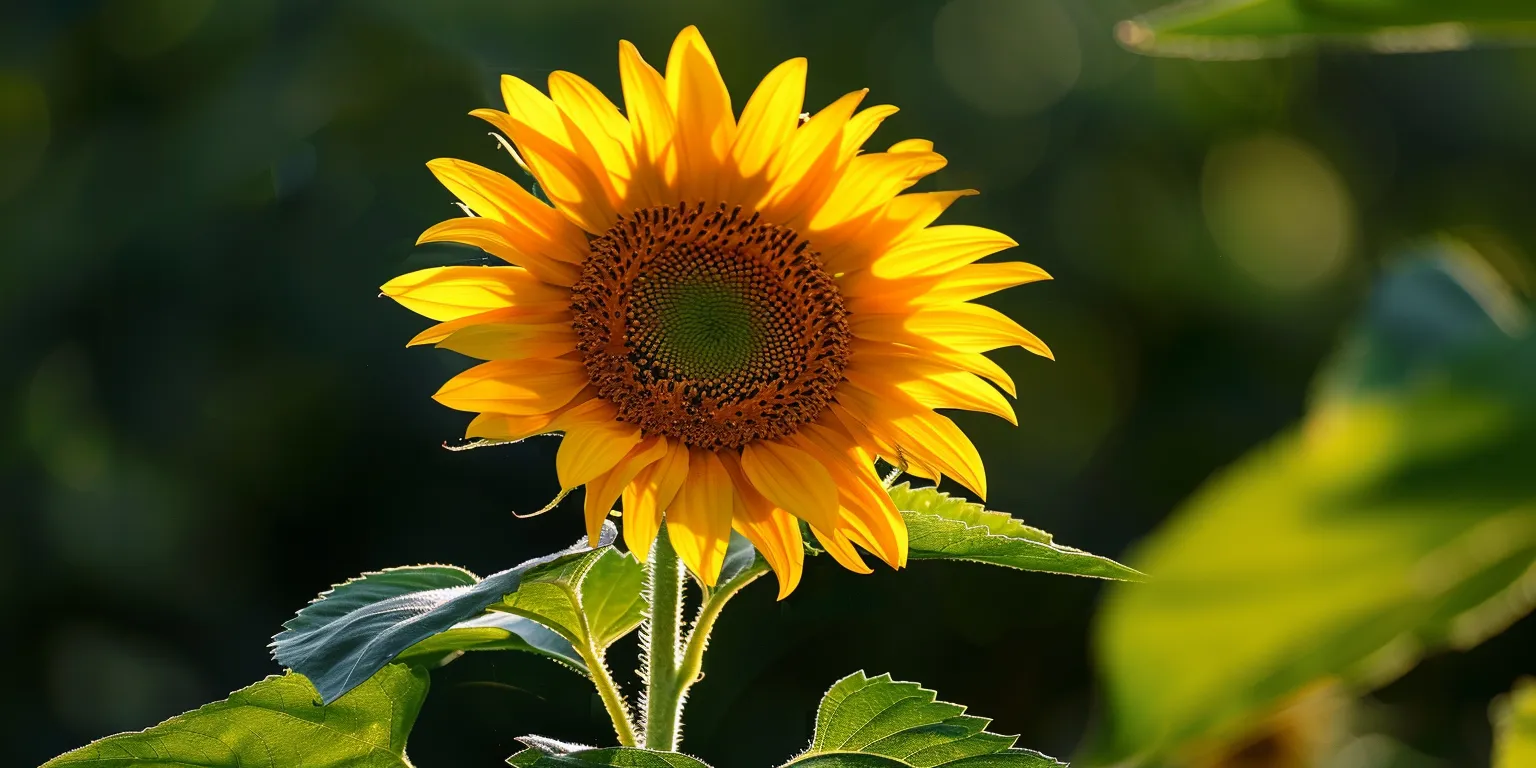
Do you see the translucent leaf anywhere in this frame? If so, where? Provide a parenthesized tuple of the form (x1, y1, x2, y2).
(274, 524, 614, 702)
(715, 531, 764, 587)
(395, 611, 582, 671)
(1090, 249, 1536, 765)
(1118, 0, 1536, 60)
(507, 741, 713, 768)
(889, 484, 1143, 581)
(491, 545, 646, 651)
(42, 664, 428, 767)
(785, 672, 1065, 768)
(1494, 678, 1536, 768)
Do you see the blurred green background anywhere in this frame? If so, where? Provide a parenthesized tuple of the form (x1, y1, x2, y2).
(5, 0, 1535, 766)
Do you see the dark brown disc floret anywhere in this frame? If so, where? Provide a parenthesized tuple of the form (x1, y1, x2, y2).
(570, 202, 851, 450)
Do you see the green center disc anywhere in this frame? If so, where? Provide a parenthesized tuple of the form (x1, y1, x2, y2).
(653, 279, 761, 380)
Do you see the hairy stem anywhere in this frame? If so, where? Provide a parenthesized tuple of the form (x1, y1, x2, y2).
(643, 531, 686, 751)
(583, 644, 639, 747)
(674, 562, 769, 711)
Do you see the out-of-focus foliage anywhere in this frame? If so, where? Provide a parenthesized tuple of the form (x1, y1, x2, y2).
(1493, 678, 1536, 768)
(1118, 0, 1536, 59)
(891, 484, 1143, 580)
(41, 665, 429, 768)
(274, 526, 612, 702)
(1090, 244, 1536, 765)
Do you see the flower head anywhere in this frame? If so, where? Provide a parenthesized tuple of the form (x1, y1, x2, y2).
(384, 26, 1052, 597)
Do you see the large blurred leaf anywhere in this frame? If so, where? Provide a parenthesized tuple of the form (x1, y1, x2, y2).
(783, 672, 1065, 768)
(274, 524, 613, 702)
(1089, 248, 1536, 765)
(890, 483, 1142, 581)
(1118, 0, 1536, 60)
(43, 664, 428, 767)
(1494, 679, 1536, 768)
(491, 545, 645, 651)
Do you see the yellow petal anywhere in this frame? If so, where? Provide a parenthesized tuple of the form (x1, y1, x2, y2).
(720, 453, 805, 598)
(424, 159, 588, 263)
(818, 189, 977, 274)
(871, 225, 1017, 279)
(665, 26, 735, 201)
(811, 525, 873, 574)
(464, 391, 591, 441)
(839, 383, 989, 499)
(915, 262, 1051, 305)
(473, 109, 617, 235)
(584, 436, 668, 546)
(416, 217, 582, 286)
(667, 449, 734, 586)
(432, 321, 577, 361)
(888, 138, 934, 154)
(556, 406, 644, 490)
(730, 57, 807, 197)
(758, 89, 867, 222)
(841, 105, 899, 161)
(619, 39, 677, 204)
(406, 305, 571, 348)
(851, 303, 1053, 359)
(549, 71, 633, 184)
(847, 352, 1015, 425)
(433, 358, 588, 416)
(381, 266, 568, 322)
(792, 424, 908, 568)
(739, 441, 841, 533)
(499, 74, 570, 146)
(622, 440, 689, 559)
(809, 150, 947, 231)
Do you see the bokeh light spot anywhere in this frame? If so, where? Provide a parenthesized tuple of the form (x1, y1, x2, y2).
(933, 0, 1081, 116)
(1202, 134, 1357, 292)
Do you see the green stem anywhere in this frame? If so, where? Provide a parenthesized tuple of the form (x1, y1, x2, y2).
(584, 646, 639, 747)
(674, 563, 768, 711)
(641, 527, 772, 751)
(643, 531, 687, 751)
(571, 586, 639, 748)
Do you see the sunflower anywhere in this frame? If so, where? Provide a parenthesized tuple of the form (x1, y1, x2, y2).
(383, 26, 1052, 597)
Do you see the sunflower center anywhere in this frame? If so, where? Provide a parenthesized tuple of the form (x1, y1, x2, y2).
(571, 203, 851, 450)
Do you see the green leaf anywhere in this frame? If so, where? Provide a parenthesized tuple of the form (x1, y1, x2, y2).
(716, 531, 764, 586)
(395, 611, 583, 670)
(785, 672, 1065, 768)
(1118, 0, 1536, 60)
(888, 483, 1142, 581)
(42, 664, 428, 767)
(274, 524, 613, 702)
(1494, 679, 1536, 768)
(1090, 249, 1536, 765)
(508, 741, 712, 768)
(491, 545, 646, 651)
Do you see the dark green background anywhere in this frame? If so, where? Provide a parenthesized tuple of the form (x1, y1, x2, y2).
(4, 1, 1533, 765)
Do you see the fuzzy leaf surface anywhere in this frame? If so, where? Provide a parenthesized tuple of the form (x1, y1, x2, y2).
(787, 672, 1065, 768)
(889, 484, 1141, 581)
(42, 664, 427, 767)
(274, 524, 613, 702)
